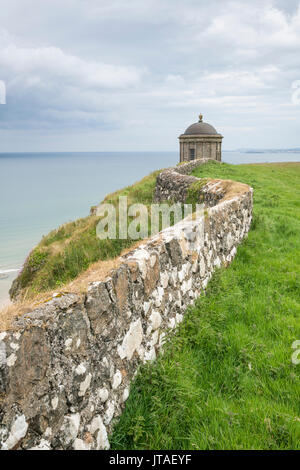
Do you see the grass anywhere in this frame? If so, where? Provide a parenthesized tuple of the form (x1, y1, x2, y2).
(111, 161, 300, 450)
(186, 179, 208, 205)
(10, 170, 164, 300)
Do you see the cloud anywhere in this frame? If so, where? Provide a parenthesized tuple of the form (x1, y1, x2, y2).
(0, 29, 146, 130)
(202, 2, 300, 49)
(0, 0, 300, 149)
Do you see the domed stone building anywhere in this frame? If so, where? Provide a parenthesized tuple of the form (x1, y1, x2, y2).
(179, 114, 223, 162)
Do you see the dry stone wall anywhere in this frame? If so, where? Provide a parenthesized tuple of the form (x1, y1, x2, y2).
(0, 160, 253, 450)
(155, 158, 225, 205)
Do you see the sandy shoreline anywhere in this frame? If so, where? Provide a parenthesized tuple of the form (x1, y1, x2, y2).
(0, 272, 16, 309)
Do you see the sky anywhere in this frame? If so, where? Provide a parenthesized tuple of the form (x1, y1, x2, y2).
(0, 0, 300, 152)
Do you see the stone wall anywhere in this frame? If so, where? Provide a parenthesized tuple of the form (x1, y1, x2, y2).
(154, 158, 242, 207)
(0, 160, 253, 450)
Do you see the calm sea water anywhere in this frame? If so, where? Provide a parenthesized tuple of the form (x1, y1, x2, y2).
(1, 150, 299, 306)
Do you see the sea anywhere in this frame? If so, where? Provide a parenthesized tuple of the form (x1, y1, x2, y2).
(1, 150, 299, 307)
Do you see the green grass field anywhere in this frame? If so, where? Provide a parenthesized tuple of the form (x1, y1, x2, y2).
(111, 162, 300, 450)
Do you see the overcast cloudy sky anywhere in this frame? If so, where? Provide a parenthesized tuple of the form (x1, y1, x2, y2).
(0, 0, 300, 151)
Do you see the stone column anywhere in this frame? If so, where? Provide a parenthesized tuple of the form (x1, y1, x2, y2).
(211, 142, 217, 160)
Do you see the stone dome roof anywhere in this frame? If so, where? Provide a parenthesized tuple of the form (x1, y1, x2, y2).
(184, 114, 218, 135)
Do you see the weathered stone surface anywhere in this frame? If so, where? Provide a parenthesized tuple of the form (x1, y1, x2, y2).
(85, 282, 113, 336)
(155, 159, 225, 206)
(117, 320, 143, 360)
(144, 254, 160, 297)
(1, 414, 28, 450)
(113, 265, 129, 313)
(7, 327, 50, 406)
(0, 159, 253, 450)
